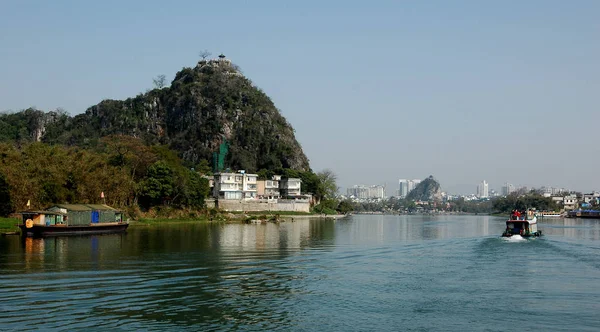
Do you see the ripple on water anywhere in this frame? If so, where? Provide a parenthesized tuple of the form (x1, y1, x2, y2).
(1, 215, 600, 331)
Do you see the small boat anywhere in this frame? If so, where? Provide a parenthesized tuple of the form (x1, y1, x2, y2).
(538, 211, 563, 218)
(18, 204, 128, 237)
(502, 210, 542, 238)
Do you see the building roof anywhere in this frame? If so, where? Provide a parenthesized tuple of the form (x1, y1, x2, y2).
(51, 204, 119, 212)
(19, 210, 66, 216)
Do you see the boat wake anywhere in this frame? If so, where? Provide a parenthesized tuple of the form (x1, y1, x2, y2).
(503, 235, 526, 242)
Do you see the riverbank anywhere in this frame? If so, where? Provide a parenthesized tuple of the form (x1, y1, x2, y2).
(130, 212, 347, 227)
(0, 218, 19, 233)
(1, 211, 347, 233)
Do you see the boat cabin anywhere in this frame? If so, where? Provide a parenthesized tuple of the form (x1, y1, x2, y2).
(504, 210, 540, 237)
(20, 210, 67, 227)
(47, 204, 123, 225)
(20, 204, 123, 227)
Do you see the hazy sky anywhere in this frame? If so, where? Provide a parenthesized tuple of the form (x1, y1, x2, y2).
(1, 1, 599, 194)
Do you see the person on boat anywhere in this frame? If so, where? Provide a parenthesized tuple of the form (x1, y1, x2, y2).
(515, 210, 522, 220)
(511, 210, 517, 220)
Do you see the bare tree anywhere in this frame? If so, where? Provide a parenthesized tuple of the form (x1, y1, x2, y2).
(153, 74, 167, 89)
(199, 50, 211, 60)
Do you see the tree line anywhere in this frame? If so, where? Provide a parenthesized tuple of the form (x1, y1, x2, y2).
(0, 136, 211, 217)
(346, 193, 559, 214)
(0, 135, 339, 218)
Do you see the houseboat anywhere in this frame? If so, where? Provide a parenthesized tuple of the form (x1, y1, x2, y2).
(18, 204, 128, 237)
(566, 210, 600, 219)
(502, 210, 542, 238)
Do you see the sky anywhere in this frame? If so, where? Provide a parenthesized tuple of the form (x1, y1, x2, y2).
(1, 0, 599, 195)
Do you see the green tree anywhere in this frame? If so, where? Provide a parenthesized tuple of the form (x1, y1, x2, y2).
(183, 171, 210, 208)
(315, 169, 338, 201)
(0, 172, 12, 216)
(139, 161, 175, 208)
(336, 199, 354, 214)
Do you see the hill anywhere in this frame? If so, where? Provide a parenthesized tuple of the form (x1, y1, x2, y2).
(0, 56, 310, 172)
(406, 176, 442, 201)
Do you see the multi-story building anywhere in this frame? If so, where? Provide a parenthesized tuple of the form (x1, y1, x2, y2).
(502, 183, 515, 196)
(409, 179, 421, 193)
(242, 172, 258, 199)
(257, 175, 281, 199)
(347, 185, 369, 199)
(280, 178, 302, 197)
(368, 185, 385, 199)
(398, 179, 421, 198)
(583, 192, 600, 204)
(348, 185, 385, 200)
(213, 171, 258, 200)
(477, 180, 489, 198)
(563, 195, 578, 210)
(398, 180, 409, 198)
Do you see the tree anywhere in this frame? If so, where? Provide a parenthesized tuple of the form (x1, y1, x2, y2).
(153, 74, 167, 89)
(139, 161, 175, 208)
(316, 169, 338, 201)
(336, 199, 354, 214)
(183, 171, 210, 208)
(0, 172, 12, 216)
(195, 159, 212, 175)
(199, 50, 211, 60)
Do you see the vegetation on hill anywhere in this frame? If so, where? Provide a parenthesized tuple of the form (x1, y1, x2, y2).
(405, 176, 442, 201)
(0, 56, 309, 173)
(0, 138, 210, 217)
(0, 55, 327, 218)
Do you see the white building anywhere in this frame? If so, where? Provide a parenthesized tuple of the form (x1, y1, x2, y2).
(477, 180, 489, 198)
(280, 178, 302, 197)
(502, 183, 515, 196)
(563, 195, 578, 210)
(368, 185, 386, 199)
(348, 185, 386, 200)
(399, 179, 421, 198)
(213, 171, 258, 200)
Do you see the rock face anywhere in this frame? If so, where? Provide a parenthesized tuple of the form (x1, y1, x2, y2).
(406, 176, 442, 201)
(0, 57, 310, 172)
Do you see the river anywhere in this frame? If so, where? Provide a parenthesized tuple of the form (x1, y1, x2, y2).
(1, 215, 599, 331)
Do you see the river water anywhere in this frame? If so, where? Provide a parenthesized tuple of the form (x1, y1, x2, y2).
(1, 215, 599, 331)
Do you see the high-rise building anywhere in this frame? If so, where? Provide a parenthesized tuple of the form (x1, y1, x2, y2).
(399, 179, 421, 198)
(502, 183, 515, 196)
(477, 180, 489, 198)
(409, 179, 421, 193)
(399, 179, 409, 197)
(347, 185, 385, 200)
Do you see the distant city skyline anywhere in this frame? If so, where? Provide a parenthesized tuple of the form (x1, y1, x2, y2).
(1, 1, 598, 193)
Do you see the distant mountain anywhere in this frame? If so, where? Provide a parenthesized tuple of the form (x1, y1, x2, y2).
(406, 176, 442, 201)
(0, 56, 310, 172)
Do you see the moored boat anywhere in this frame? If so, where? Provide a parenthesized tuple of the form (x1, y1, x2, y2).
(566, 210, 600, 219)
(18, 204, 128, 237)
(502, 209, 542, 238)
(538, 211, 563, 218)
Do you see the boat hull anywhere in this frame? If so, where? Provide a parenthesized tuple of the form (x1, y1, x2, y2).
(501, 231, 542, 238)
(18, 223, 129, 237)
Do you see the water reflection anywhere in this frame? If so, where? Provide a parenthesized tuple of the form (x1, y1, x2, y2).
(0, 218, 339, 330)
(1, 216, 600, 331)
(538, 217, 600, 240)
(338, 214, 496, 244)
